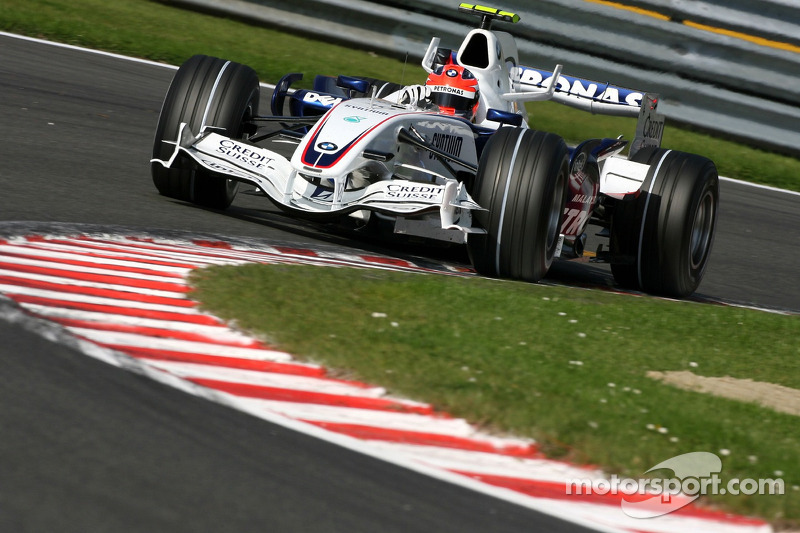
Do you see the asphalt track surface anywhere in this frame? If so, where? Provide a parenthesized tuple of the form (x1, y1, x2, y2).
(0, 33, 797, 532)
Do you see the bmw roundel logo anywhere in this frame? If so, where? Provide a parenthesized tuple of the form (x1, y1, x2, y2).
(317, 141, 338, 152)
(445, 68, 458, 77)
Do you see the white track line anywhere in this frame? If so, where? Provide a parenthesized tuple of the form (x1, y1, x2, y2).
(0, 254, 184, 282)
(0, 274, 187, 300)
(719, 175, 800, 197)
(66, 327, 292, 361)
(146, 360, 389, 396)
(0, 244, 193, 274)
(0, 283, 193, 308)
(24, 305, 253, 339)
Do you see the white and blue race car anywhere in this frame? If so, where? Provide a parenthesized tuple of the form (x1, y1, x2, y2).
(151, 3, 718, 297)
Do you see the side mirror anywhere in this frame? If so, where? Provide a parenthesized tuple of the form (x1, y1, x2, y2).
(486, 108, 524, 127)
(271, 72, 303, 116)
(336, 76, 371, 95)
(422, 37, 441, 73)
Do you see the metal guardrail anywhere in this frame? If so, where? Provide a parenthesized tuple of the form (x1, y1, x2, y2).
(167, 0, 800, 155)
(624, 0, 800, 47)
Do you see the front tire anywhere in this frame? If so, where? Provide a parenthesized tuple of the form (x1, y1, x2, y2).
(610, 147, 719, 297)
(151, 55, 260, 209)
(467, 128, 569, 282)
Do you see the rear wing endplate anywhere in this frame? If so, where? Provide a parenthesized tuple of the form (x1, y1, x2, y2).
(630, 93, 665, 157)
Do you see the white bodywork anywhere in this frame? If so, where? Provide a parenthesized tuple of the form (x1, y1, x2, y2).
(154, 98, 486, 242)
(153, 21, 665, 244)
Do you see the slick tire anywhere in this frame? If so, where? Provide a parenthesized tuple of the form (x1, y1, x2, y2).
(610, 147, 719, 297)
(467, 127, 569, 282)
(151, 55, 260, 209)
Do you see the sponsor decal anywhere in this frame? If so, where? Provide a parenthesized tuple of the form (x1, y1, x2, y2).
(301, 117, 366, 168)
(561, 207, 590, 235)
(317, 142, 338, 152)
(641, 114, 665, 141)
(303, 92, 343, 107)
(631, 93, 665, 156)
(201, 159, 235, 173)
(446, 68, 459, 77)
(569, 169, 586, 190)
(430, 84, 471, 97)
(301, 104, 400, 168)
(571, 194, 597, 204)
(517, 67, 643, 107)
(215, 139, 273, 170)
(572, 152, 587, 173)
(344, 116, 368, 123)
(343, 103, 389, 116)
(386, 184, 444, 201)
(429, 133, 464, 160)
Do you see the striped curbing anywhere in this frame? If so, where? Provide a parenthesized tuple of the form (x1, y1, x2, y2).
(0, 234, 772, 533)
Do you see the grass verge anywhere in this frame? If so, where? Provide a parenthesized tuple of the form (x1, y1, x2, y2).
(5, 0, 799, 523)
(1, 0, 799, 191)
(191, 264, 800, 525)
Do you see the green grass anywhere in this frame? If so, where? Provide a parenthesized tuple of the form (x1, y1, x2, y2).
(529, 102, 800, 191)
(191, 264, 800, 525)
(5, 0, 800, 523)
(0, 0, 426, 91)
(2, 0, 800, 191)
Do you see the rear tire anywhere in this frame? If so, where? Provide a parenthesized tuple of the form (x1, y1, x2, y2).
(151, 55, 260, 209)
(610, 147, 718, 297)
(467, 128, 569, 282)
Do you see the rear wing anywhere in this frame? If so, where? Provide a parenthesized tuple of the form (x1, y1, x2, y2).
(513, 65, 644, 118)
(509, 65, 664, 156)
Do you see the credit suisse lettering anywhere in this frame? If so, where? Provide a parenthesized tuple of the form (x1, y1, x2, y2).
(386, 184, 443, 200)
(217, 139, 273, 170)
(643, 115, 664, 139)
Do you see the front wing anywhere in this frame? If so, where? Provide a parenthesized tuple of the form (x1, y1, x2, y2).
(151, 125, 485, 236)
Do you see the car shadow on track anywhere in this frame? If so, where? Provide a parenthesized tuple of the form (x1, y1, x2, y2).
(189, 195, 737, 309)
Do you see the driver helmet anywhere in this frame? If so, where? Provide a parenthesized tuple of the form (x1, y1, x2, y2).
(425, 65, 480, 121)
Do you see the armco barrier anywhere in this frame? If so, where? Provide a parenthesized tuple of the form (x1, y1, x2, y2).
(624, 0, 800, 47)
(166, 0, 800, 155)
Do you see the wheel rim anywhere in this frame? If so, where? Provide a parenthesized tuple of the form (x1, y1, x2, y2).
(689, 188, 715, 269)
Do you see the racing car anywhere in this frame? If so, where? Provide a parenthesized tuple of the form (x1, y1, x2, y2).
(151, 3, 718, 297)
